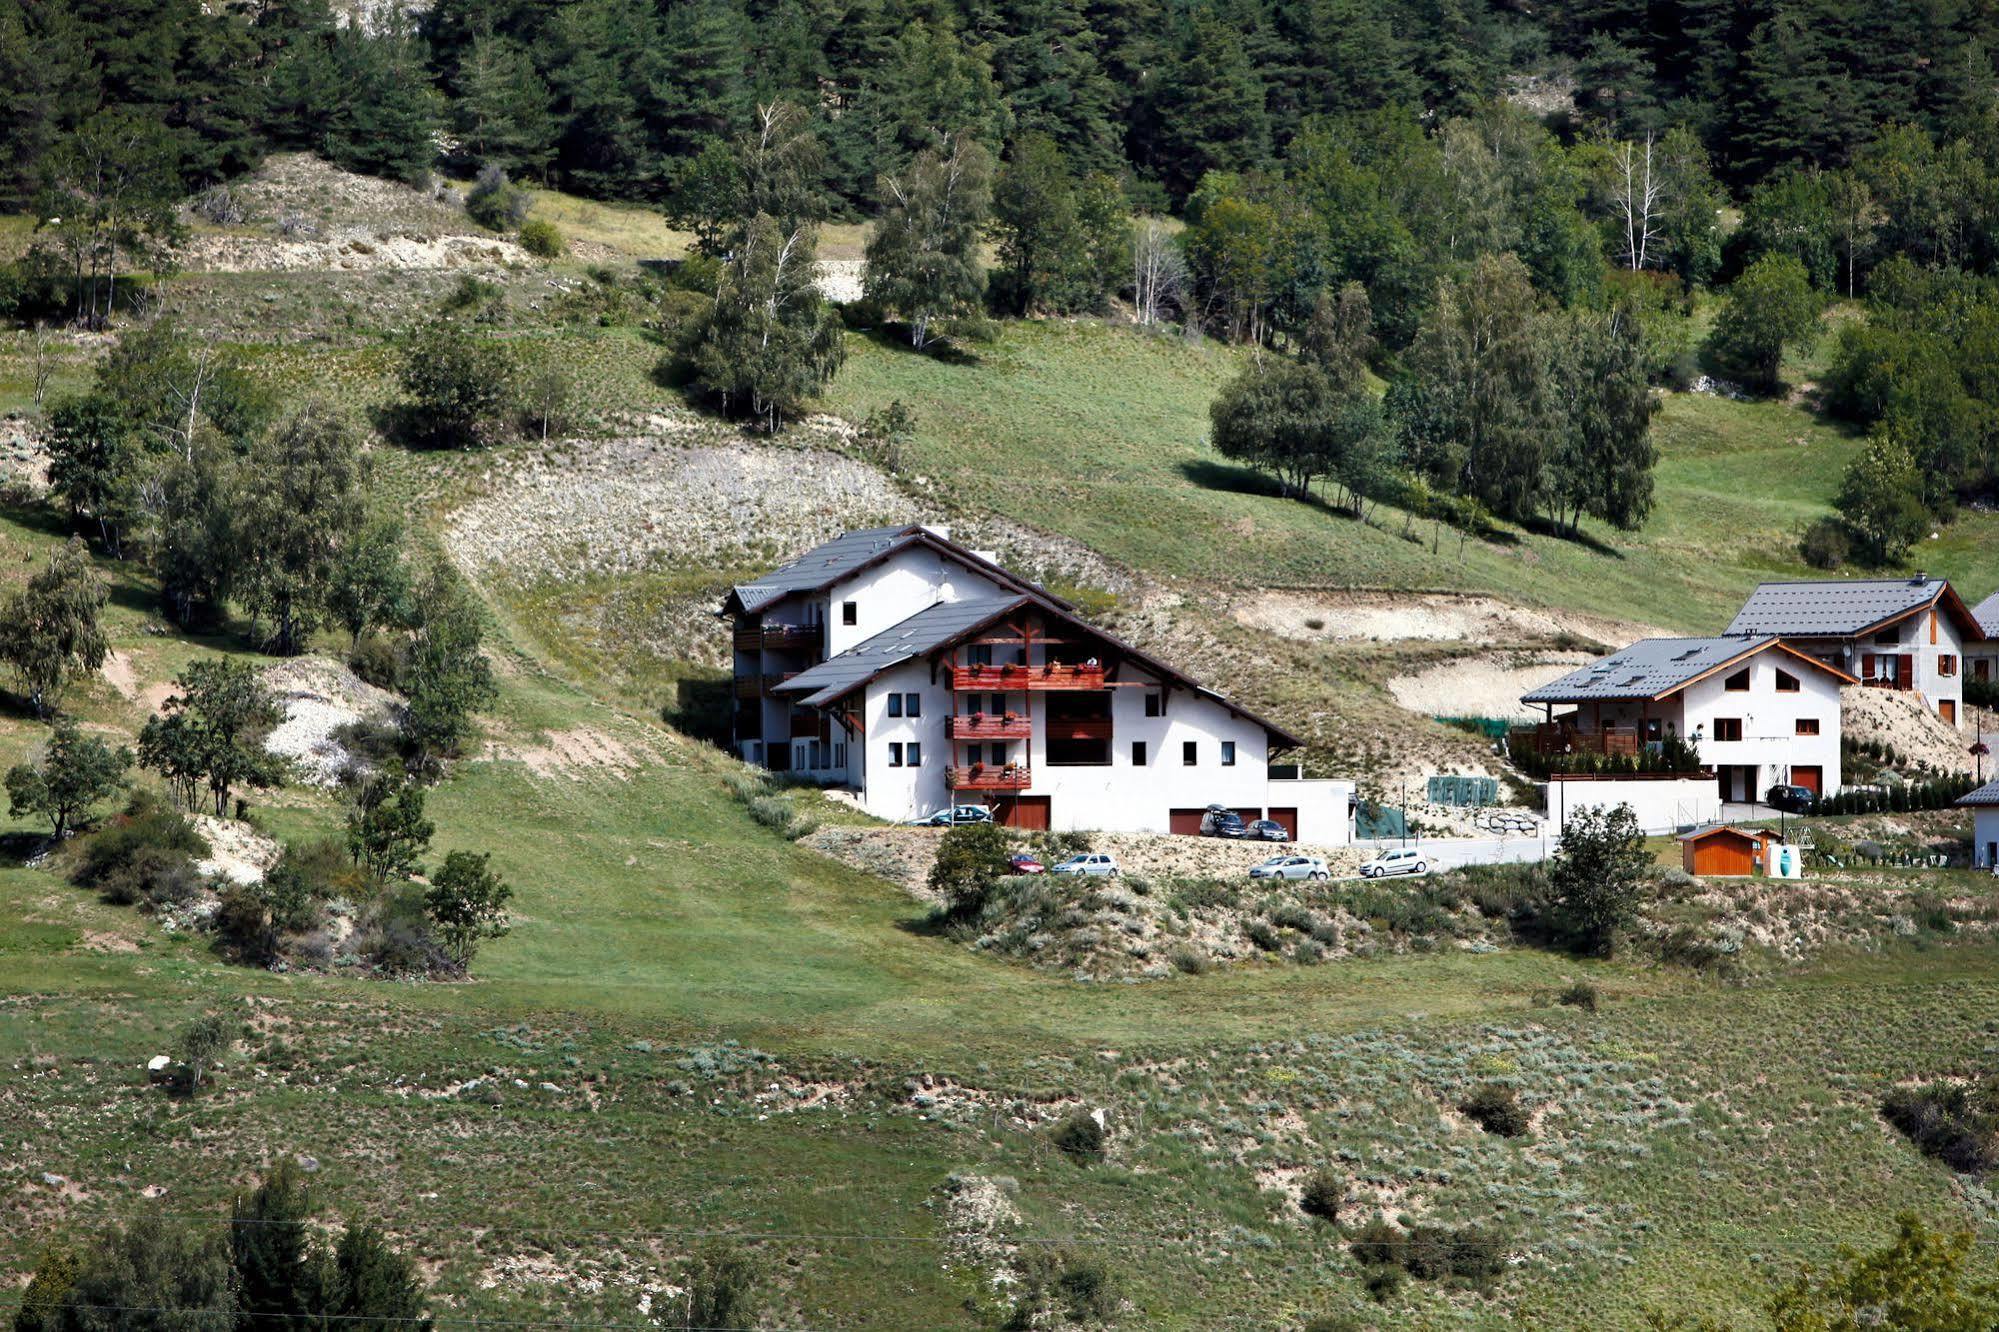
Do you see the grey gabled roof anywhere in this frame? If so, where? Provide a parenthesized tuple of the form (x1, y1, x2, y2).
(1725, 577, 1949, 637)
(1959, 778, 1999, 808)
(1675, 823, 1781, 843)
(1522, 636, 1784, 704)
(772, 596, 1032, 707)
(1973, 591, 1999, 637)
(728, 525, 921, 615)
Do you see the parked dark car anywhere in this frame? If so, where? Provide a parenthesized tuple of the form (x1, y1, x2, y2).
(1245, 819, 1290, 842)
(1765, 784, 1816, 814)
(1202, 809, 1248, 838)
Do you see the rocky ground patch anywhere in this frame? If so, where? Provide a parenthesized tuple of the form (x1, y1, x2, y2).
(262, 656, 402, 786)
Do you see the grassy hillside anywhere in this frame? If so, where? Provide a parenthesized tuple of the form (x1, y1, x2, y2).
(829, 321, 1999, 631)
(7, 164, 1999, 1327)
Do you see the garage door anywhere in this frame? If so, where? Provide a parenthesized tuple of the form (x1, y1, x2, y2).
(1169, 808, 1206, 836)
(1267, 807, 1299, 840)
(1234, 807, 1261, 824)
(1792, 765, 1821, 795)
(998, 796, 1051, 830)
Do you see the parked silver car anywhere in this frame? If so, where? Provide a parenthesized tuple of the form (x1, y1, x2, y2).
(1358, 847, 1429, 878)
(1049, 852, 1120, 877)
(1248, 854, 1328, 881)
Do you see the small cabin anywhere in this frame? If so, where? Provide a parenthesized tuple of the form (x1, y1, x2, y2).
(1677, 824, 1784, 877)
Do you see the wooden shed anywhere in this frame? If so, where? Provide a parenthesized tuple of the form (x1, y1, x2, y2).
(1677, 824, 1783, 877)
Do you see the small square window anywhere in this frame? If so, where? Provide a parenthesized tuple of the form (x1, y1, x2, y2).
(1714, 718, 1742, 742)
(1221, 741, 1236, 766)
(905, 692, 921, 717)
(1131, 741, 1147, 765)
(887, 694, 902, 718)
(1144, 693, 1161, 717)
(887, 742, 903, 767)
(842, 601, 858, 626)
(906, 742, 922, 767)
(1796, 718, 1820, 736)
(1939, 654, 1958, 677)
(1182, 741, 1197, 766)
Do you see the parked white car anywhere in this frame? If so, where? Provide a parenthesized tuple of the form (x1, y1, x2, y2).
(1358, 847, 1429, 878)
(1247, 854, 1328, 881)
(1049, 852, 1120, 877)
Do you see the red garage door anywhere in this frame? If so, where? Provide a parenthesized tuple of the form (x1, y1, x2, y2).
(1792, 766, 1821, 795)
(1169, 808, 1206, 836)
(997, 796, 1051, 830)
(1267, 807, 1298, 840)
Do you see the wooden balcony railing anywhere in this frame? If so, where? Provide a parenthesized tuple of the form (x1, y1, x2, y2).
(946, 713, 1032, 739)
(946, 764, 1032, 791)
(732, 672, 797, 699)
(734, 623, 823, 653)
(1507, 725, 1641, 757)
(1045, 717, 1113, 741)
(949, 663, 1107, 692)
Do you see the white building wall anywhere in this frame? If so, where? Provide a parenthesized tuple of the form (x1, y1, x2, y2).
(840, 662, 1349, 837)
(822, 549, 1013, 657)
(1973, 808, 1999, 868)
(1032, 684, 1273, 833)
(1680, 653, 1842, 795)
(1549, 777, 1721, 836)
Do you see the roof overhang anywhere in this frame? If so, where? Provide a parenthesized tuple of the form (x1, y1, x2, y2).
(1522, 637, 1855, 707)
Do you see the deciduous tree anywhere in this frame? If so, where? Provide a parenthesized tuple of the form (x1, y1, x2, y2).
(863, 132, 993, 348)
(0, 537, 109, 716)
(5, 719, 131, 838)
(425, 849, 513, 968)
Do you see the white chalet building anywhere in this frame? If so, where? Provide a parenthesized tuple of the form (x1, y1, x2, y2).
(722, 525, 1352, 840)
(1521, 636, 1852, 803)
(1725, 577, 1979, 728)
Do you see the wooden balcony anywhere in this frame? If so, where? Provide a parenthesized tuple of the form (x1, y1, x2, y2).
(949, 663, 1107, 692)
(1045, 717, 1112, 741)
(946, 712, 1031, 739)
(946, 764, 1032, 791)
(734, 623, 823, 653)
(732, 672, 798, 699)
(1508, 724, 1641, 757)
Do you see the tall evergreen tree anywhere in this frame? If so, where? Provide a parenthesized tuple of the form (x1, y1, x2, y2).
(455, 34, 556, 178)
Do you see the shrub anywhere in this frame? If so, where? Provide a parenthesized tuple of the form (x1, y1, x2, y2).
(1550, 803, 1648, 956)
(517, 219, 565, 258)
(928, 821, 1012, 920)
(465, 164, 532, 230)
(1246, 919, 1282, 951)
(72, 791, 207, 909)
(1882, 1080, 1999, 1174)
(1557, 980, 1600, 1012)
(1169, 945, 1211, 974)
(1800, 516, 1850, 570)
(398, 320, 515, 449)
(1350, 1215, 1505, 1289)
(1299, 1169, 1344, 1221)
(1010, 1247, 1121, 1326)
(1459, 1083, 1530, 1138)
(1050, 1110, 1107, 1163)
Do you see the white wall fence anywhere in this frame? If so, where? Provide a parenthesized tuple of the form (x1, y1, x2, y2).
(1545, 775, 1721, 837)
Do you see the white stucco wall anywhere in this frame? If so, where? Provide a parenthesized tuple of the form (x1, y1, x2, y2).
(1974, 809, 1999, 868)
(1787, 607, 1966, 725)
(1680, 651, 1842, 796)
(822, 548, 1013, 656)
(838, 660, 1345, 835)
(1548, 777, 1721, 836)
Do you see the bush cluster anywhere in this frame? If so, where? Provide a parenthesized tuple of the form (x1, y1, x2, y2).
(1459, 1083, 1531, 1138)
(71, 791, 208, 910)
(1350, 1215, 1507, 1293)
(1815, 773, 1978, 816)
(723, 771, 820, 841)
(517, 218, 565, 258)
(1299, 1169, 1344, 1222)
(1050, 1110, 1107, 1163)
(1882, 1079, 1999, 1174)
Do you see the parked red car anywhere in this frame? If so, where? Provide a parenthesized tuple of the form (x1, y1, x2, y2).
(1007, 852, 1045, 874)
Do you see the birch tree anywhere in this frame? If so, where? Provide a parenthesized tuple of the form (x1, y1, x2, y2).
(688, 213, 844, 429)
(1604, 132, 1662, 271)
(1131, 219, 1186, 327)
(863, 133, 993, 349)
